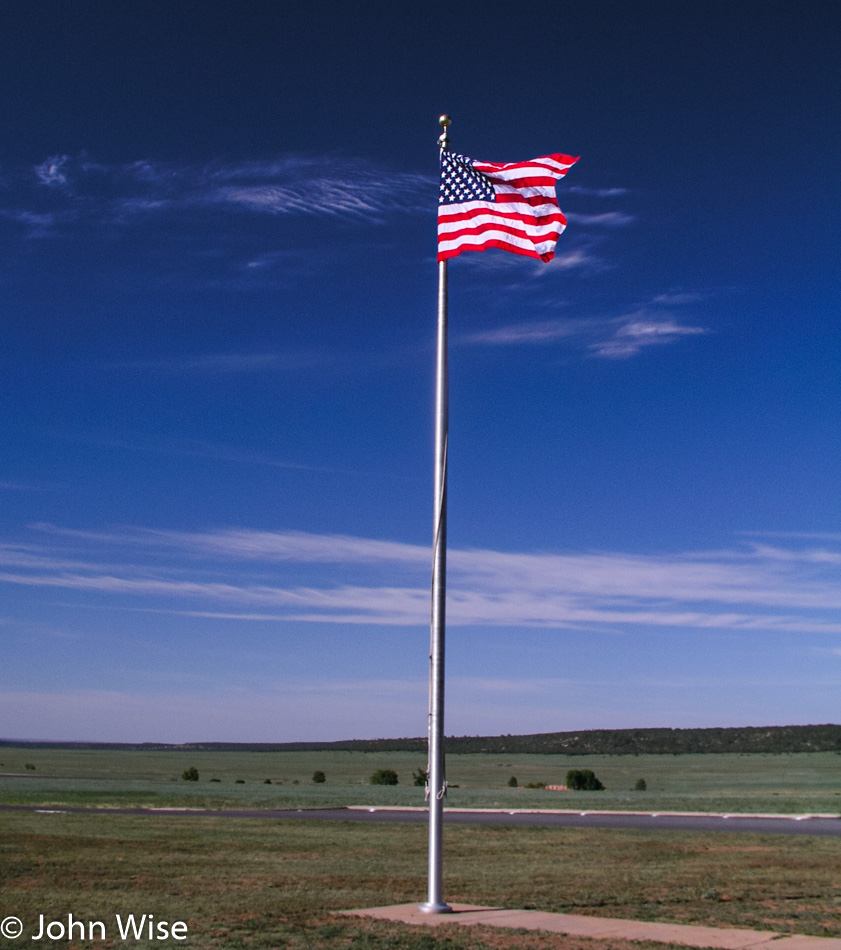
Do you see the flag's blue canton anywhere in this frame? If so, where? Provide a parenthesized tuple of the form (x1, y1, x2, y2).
(439, 152, 495, 205)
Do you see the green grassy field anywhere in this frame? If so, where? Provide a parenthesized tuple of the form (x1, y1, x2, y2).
(2, 747, 840, 814)
(1, 809, 840, 949)
(2, 749, 840, 949)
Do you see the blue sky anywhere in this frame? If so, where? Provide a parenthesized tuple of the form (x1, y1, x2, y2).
(2, 1, 840, 742)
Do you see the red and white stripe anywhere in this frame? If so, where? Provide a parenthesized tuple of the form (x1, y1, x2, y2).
(437, 153, 578, 263)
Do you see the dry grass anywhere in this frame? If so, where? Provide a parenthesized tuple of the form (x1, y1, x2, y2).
(1, 809, 840, 948)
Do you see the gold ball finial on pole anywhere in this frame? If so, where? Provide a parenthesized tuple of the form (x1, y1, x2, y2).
(438, 114, 451, 151)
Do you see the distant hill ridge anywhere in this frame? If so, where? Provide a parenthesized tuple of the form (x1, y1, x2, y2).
(3, 724, 841, 755)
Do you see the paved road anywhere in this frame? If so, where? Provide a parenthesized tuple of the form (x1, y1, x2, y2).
(3, 804, 840, 837)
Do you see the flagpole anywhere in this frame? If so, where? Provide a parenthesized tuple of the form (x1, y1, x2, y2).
(419, 113, 453, 915)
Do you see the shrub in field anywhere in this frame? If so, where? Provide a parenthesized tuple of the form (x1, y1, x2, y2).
(264, 778, 272, 784)
(369, 768, 399, 785)
(566, 768, 605, 791)
(181, 766, 199, 782)
(525, 781, 546, 789)
(635, 778, 647, 790)
(312, 770, 326, 784)
(508, 776, 518, 787)
(413, 768, 427, 787)
(25, 763, 36, 771)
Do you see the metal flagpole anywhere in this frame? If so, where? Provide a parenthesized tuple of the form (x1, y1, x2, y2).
(419, 113, 453, 915)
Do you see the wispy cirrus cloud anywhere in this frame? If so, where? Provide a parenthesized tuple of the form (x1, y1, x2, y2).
(453, 244, 607, 277)
(45, 432, 323, 471)
(0, 480, 58, 492)
(738, 530, 841, 544)
(543, 248, 604, 271)
(588, 314, 708, 359)
(463, 317, 592, 345)
(737, 543, 841, 565)
(566, 185, 629, 197)
(6, 153, 434, 236)
(213, 173, 429, 220)
(34, 154, 70, 187)
(564, 211, 635, 227)
(5, 523, 841, 634)
(651, 291, 705, 306)
(463, 311, 707, 358)
(0, 209, 63, 236)
(30, 523, 427, 565)
(462, 287, 709, 359)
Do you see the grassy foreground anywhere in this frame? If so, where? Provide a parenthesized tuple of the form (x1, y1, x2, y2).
(2, 748, 840, 814)
(1, 809, 841, 948)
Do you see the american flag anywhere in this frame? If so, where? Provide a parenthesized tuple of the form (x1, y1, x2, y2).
(437, 151, 578, 263)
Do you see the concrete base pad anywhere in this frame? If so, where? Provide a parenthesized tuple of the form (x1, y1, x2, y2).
(341, 904, 841, 950)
